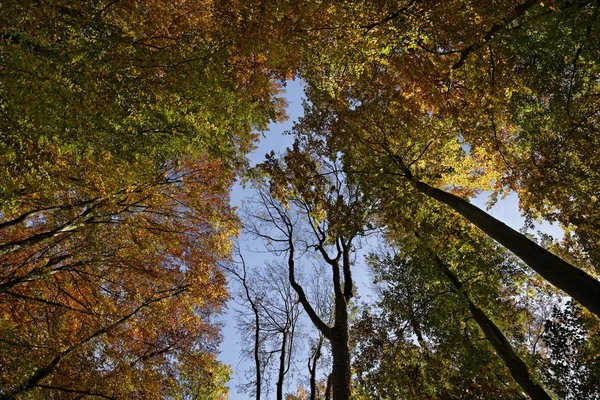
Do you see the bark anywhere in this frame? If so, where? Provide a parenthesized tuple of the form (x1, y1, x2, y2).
(325, 373, 333, 400)
(434, 255, 553, 400)
(0, 255, 72, 293)
(308, 337, 323, 400)
(253, 304, 261, 400)
(276, 332, 287, 400)
(467, 302, 552, 400)
(330, 254, 352, 400)
(229, 252, 261, 400)
(287, 235, 352, 399)
(258, 186, 355, 399)
(414, 180, 600, 317)
(0, 197, 104, 231)
(287, 243, 332, 338)
(330, 326, 352, 400)
(408, 302, 428, 352)
(0, 223, 80, 256)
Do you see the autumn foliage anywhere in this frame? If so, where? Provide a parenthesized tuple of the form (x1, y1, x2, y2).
(0, 156, 237, 398)
(0, 0, 285, 397)
(3, 0, 600, 398)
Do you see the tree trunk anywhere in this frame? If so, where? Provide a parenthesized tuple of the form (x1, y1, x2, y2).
(330, 303, 351, 400)
(253, 304, 261, 400)
(415, 181, 600, 317)
(276, 332, 287, 400)
(435, 255, 553, 400)
(467, 302, 552, 400)
(325, 373, 333, 400)
(308, 337, 323, 400)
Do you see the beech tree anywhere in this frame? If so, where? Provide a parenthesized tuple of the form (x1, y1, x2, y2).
(247, 139, 376, 400)
(353, 252, 525, 399)
(292, 71, 600, 318)
(0, 157, 236, 398)
(284, 0, 600, 316)
(226, 249, 264, 400)
(227, 251, 302, 400)
(354, 241, 551, 399)
(1, 0, 287, 396)
(0, 0, 286, 211)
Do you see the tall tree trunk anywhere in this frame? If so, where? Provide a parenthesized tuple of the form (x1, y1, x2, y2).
(254, 304, 261, 400)
(325, 373, 333, 400)
(330, 297, 351, 400)
(308, 337, 323, 400)
(414, 180, 600, 317)
(434, 255, 553, 400)
(276, 332, 287, 400)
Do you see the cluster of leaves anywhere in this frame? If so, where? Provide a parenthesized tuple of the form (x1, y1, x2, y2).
(0, 0, 289, 397)
(0, 157, 238, 398)
(0, 0, 286, 211)
(351, 206, 538, 399)
(4, 0, 600, 398)
(541, 301, 600, 399)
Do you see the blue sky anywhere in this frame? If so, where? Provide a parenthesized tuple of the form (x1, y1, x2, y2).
(218, 79, 563, 399)
(220, 79, 303, 399)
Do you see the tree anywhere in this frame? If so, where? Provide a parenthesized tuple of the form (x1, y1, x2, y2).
(1, 1, 288, 396)
(247, 140, 376, 400)
(304, 263, 335, 400)
(227, 250, 302, 400)
(226, 248, 264, 400)
(353, 248, 531, 399)
(0, 0, 286, 212)
(0, 157, 235, 398)
(352, 192, 559, 398)
(541, 300, 600, 399)
(286, 0, 600, 316)
(294, 71, 600, 318)
(432, 253, 552, 400)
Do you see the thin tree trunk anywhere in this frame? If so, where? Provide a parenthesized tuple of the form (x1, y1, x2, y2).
(434, 255, 553, 400)
(308, 337, 323, 400)
(414, 180, 600, 317)
(276, 332, 287, 400)
(254, 304, 261, 400)
(325, 373, 333, 400)
(330, 294, 351, 400)
(226, 250, 261, 400)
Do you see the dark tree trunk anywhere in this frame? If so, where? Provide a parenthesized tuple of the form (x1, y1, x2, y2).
(435, 255, 553, 400)
(276, 332, 287, 400)
(330, 295, 351, 400)
(325, 373, 333, 400)
(253, 304, 261, 400)
(415, 181, 600, 317)
(308, 337, 323, 400)
(330, 332, 351, 400)
(285, 226, 354, 399)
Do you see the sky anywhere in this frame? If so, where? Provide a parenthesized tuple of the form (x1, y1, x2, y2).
(217, 79, 564, 400)
(220, 79, 304, 400)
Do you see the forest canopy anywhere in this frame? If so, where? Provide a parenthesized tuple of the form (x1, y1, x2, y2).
(1, 0, 599, 399)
